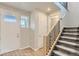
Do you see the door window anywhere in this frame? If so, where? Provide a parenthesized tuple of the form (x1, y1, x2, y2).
(4, 15, 16, 23)
(20, 16, 29, 28)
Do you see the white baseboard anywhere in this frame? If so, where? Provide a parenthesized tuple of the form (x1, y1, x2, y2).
(31, 47, 39, 51)
(30, 46, 42, 51)
(19, 46, 30, 50)
(0, 46, 30, 54)
(0, 48, 19, 55)
(19, 45, 40, 51)
(0, 46, 42, 55)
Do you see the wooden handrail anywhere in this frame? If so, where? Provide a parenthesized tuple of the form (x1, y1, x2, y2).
(43, 20, 60, 55)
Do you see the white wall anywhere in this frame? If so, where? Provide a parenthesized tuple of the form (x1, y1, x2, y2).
(61, 2, 79, 28)
(30, 11, 37, 49)
(37, 11, 47, 49)
(48, 11, 60, 32)
(60, 12, 69, 31)
(30, 10, 47, 50)
(20, 28, 30, 49)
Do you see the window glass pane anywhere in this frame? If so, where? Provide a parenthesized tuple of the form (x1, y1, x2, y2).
(21, 19, 26, 28)
(4, 15, 16, 23)
(20, 16, 29, 28)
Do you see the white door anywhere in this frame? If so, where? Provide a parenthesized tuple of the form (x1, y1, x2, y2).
(1, 13, 20, 53)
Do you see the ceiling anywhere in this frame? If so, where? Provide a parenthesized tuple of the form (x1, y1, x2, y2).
(1, 2, 59, 14)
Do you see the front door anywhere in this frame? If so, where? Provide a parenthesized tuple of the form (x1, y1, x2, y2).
(1, 13, 20, 53)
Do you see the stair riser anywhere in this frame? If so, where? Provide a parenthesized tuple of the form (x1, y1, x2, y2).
(55, 46, 79, 56)
(57, 42, 78, 49)
(60, 38, 76, 41)
(62, 32, 79, 34)
(60, 38, 79, 43)
(64, 29, 78, 31)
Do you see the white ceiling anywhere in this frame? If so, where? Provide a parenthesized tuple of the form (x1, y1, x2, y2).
(1, 2, 59, 14)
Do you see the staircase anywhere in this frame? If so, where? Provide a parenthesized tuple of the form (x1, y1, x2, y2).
(51, 27, 79, 56)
